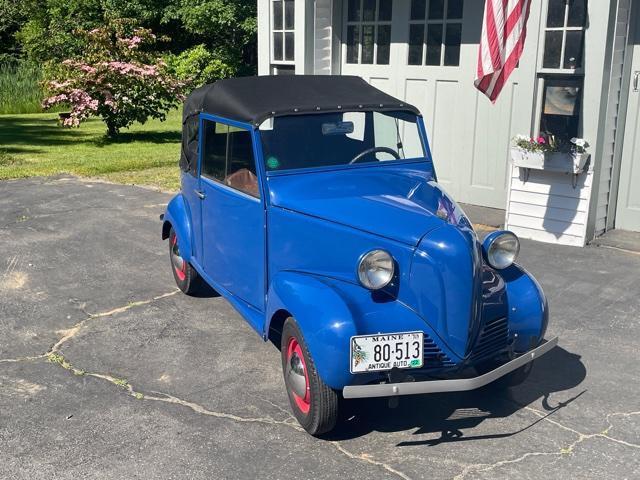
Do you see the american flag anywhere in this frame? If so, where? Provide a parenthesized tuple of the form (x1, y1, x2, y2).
(475, 0, 533, 102)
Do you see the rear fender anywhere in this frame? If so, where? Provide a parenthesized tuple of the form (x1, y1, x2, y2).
(265, 272, 357, 389)
(502, 265, 549, 352)
(161, 194, 193, 262)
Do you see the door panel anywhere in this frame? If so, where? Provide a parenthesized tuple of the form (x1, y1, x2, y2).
(201, 179, 265, 309)
(616, 11, 640, 232)
(341, 0, 542, 208)
(198, 118, 265, 311)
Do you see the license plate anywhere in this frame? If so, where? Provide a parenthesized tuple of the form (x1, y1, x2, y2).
(350, 332, 424, 373)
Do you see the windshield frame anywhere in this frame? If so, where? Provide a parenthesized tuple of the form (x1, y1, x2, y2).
(258, 111, 432, 177)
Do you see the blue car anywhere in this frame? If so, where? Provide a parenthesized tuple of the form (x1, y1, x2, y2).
(161, 75, 557, 436)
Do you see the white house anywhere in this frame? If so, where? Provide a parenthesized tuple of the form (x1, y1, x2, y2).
(257, 0, 640, 246)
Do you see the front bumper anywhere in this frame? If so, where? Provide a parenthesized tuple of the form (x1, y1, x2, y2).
(342, 336, 558, 399)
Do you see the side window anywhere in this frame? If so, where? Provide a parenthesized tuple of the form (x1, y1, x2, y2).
(201, 120, 228, 182)
(201, 119, 260, 198)
(225, 128, 260, 198)
(181, 115, 199, 175)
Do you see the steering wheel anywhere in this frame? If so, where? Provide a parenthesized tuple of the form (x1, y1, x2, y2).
(349, 146, 401, 165)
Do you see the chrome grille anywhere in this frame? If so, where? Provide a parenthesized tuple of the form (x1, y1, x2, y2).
(423, 335, 455, 369)
(471, 316, 509, 361)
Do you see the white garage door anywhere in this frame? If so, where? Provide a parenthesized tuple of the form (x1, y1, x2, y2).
(340, 0, 541, 208)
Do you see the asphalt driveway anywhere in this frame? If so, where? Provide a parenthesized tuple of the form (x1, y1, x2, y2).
(1, 176, 638, 479)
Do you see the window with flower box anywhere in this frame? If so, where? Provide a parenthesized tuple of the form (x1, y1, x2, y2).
(536, 0, 587, 145)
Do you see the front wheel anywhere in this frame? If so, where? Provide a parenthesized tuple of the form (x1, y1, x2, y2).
(281, 317, 339, 436)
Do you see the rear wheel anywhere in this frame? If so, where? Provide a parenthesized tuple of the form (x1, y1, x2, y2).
(169, 228, 200, 295)
(281, 317, 339, 436)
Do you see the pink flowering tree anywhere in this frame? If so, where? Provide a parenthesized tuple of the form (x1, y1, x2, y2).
(43, 23, 184, 136)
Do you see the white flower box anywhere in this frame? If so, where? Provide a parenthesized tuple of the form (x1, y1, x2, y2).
(510, 148, 590, 174)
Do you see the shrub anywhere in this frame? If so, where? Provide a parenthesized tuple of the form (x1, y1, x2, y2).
(42, 22, 184, 136)
(166, 45, 236, 90)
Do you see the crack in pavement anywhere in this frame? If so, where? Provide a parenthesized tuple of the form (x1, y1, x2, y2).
(524, 406, 640, 449)
(451, 407, 640, 479)
(3, 290, 413, 480)
(0, 290, 180, 364)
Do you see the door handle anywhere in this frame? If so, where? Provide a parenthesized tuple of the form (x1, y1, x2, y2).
(195, 190, 206, 199)
(634, 71, 640, 92)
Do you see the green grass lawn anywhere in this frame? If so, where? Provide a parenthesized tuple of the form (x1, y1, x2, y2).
(0, 110, 182, 191)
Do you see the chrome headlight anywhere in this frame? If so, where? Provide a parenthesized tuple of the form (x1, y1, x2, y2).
(483, 231, 520, 270)
(357, 250, 394, 290)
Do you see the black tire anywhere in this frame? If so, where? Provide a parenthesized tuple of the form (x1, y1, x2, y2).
(168, 228, 200, 295)
(281, 317, 339, 436)
(477, 359, 534, 388)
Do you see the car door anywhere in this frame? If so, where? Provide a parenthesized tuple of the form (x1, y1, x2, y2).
(198, 115, 265, 312)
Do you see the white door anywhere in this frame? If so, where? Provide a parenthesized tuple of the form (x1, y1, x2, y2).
(615, 8, 640, 232)
(340, 0, 541, 208)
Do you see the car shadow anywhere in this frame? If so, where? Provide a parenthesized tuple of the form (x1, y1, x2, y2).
(326, 346, 586, 443)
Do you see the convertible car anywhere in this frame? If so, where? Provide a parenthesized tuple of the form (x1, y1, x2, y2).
(161, 75, 558, 436)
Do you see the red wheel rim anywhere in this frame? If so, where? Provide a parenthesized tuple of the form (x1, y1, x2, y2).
(170, 233, 187, 281)
(287, 337, 311, 414)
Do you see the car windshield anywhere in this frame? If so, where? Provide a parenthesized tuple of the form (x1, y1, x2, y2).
(259, 110, 426, 172)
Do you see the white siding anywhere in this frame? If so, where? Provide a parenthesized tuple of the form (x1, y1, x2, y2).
(505, 165, 595, 247)
(313, 0, 333, 74)
(595, 0, 632, 235)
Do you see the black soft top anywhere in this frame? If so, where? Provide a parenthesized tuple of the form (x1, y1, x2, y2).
(182, 75, 420, 126)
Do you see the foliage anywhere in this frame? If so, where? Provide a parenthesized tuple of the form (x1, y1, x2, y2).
(0, 60, 47, 114)
(166, 0, 257, 76)
(12, 0, 257, 74)
(513, 134, 589, 155)
(166, 44, 236, 89)
(0, 110, 181, 190)
(42, 22, 184, 135)
(0, 0, 31, 58)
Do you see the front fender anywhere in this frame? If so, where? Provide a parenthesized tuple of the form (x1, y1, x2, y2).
(503, 264, 549, 352)
(265, 272, 357, 389)
(161, 193, 193, 262)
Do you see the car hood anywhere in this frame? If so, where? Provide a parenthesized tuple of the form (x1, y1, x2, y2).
(267, 165, 472, 246)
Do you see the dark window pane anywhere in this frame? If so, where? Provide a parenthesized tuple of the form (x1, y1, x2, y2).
(444, 23, 462, 66)
(408, 24, 424, 65)
(361, 25, 375, 64)
(273, 0, 283, 30)
(348, 0, 361, 21)
(567, 0, 586, 27)
(540, 78, 582, 143)
(376, 25, 391, 64)
(202, 121, 228, 182)
(428, 0, 445, 20)
(284, 32, 295, 60)
(543, 30, 562, 68)
(273, 32, 283, 60)
(378, 0, 392, 21)
(546, 0, 566, 28)
(447, 0, 464, 19)
(410, 0, 426, 20)
(426, 24, 443, 65)
(363, 0, 376, 21)
(347, 25, 360, 63)
(563, 30, 584, 69)
(284, 0, 294, 29)
(226, 130, 260, 197)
